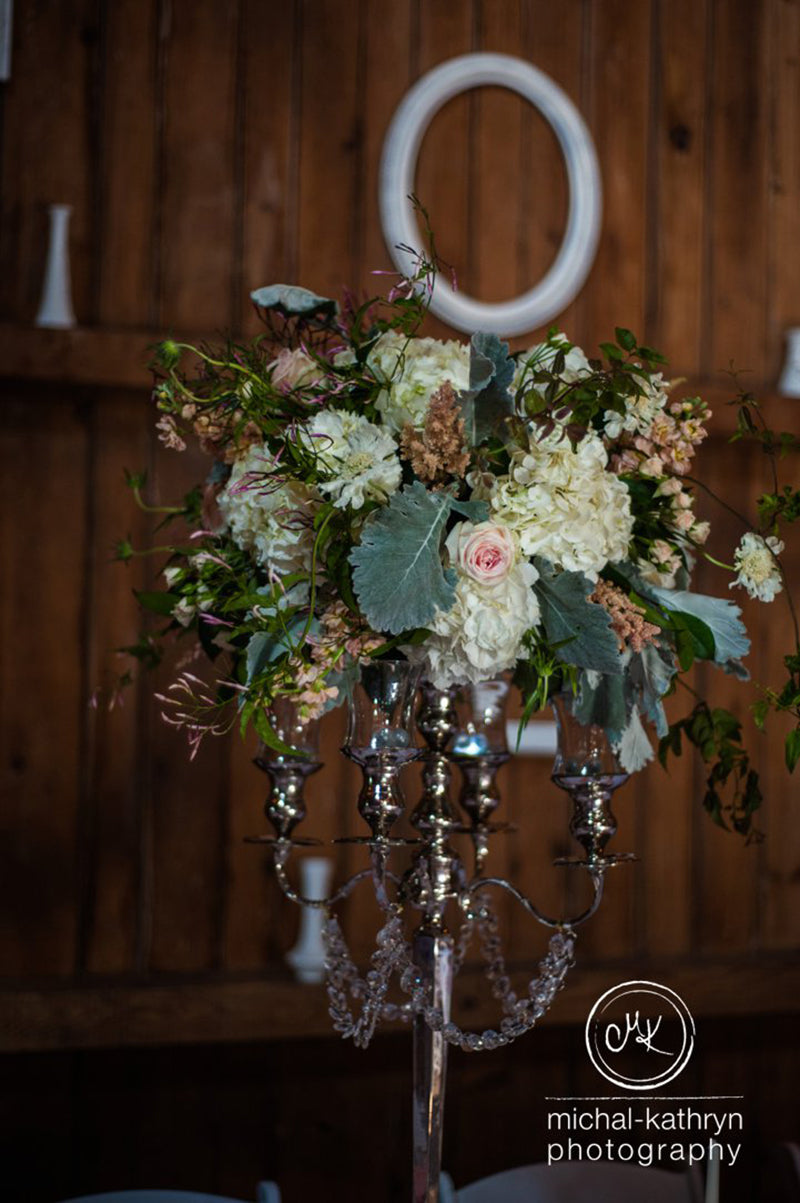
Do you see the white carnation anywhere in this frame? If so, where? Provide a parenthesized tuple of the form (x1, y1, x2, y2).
(730, 532, 784, 602)
(304, 408, 401, 509)
(218, 443, 318, 575)
(421, 526, 540, 688)
(489, 427, 633, 579)
(367, 331, 470, 431)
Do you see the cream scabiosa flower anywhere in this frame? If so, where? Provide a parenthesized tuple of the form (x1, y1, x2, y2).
(489, 427, 633, 579)
(730, 532, 784, 602)
(367, 331, 471, 431)
(422, 521, 540, 688)
(305, 408, 401, 509)
(218, 443, 318, 576)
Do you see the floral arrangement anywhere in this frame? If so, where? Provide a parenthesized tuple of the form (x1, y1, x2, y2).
(117, 242, 795, 840)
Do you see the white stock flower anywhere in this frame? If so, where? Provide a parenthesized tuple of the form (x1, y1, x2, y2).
(304, 408, 401, 509)
(420, 523, 540, 688)
(730, 532, 784, 602)
(489, 427, 634, 579)
(367, 331, 471, 431)
(604, 373, 669, 440)
(218, 443, 318, 575)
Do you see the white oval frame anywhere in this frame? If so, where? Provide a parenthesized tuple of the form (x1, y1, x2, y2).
(379, 52, 602, 337)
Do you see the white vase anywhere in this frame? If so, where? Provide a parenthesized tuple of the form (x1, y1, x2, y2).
(285, 857, 333, 984)
(35, 204, 77, 329)
(778, 327, 800, 398)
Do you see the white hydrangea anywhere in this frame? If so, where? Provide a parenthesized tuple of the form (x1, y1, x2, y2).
(421, 526, 540, 688)
(730, 532, 784, 602)
(367, 331, 471, 431)
(304, 408, 401, 509)
(218, 443, 318, 576)
(489, 427, 634, 579)
(514, 332, 592, 389)
(604, 372, 670, 440)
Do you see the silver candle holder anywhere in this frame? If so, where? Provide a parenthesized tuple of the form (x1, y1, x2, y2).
(251, 670, 632, 1203)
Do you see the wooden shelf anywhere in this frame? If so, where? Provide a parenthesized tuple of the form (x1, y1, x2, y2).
(2, 954, 799, 1052)
(0, 323, 208, 391)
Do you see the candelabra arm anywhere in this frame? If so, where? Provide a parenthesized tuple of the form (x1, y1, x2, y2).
(272, 845, 374, 909)
(412, 923, 453, 1203)
(461, 869, 605, 930)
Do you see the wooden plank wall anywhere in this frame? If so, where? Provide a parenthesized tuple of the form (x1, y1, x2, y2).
(1, 0, 799, 1047)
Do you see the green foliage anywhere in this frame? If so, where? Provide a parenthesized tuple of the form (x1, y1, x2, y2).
(512, 632, 574, 747)
(757, 486, 800, 533)
(515, 327, 667, 447)
(117, 632, 163, 671)
(659, 702, 762, 840)
(134, 590, 180, 617)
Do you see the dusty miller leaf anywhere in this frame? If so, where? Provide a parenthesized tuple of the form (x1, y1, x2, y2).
(250, 284, 338, 318)
(628, 641, 678, 737)
(449, 497, 490, 522)
(459, 332, 515, 445)
(533, 558, 622, 674)
(573, 669, 627, 740)
(349, 481, 456, 634)
(644, 585, 750, 666)
(616, 705, 654, 773)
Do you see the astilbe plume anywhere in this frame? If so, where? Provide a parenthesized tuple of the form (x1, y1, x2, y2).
(399, 381, 470, 483)
(589, 579, 661, 654)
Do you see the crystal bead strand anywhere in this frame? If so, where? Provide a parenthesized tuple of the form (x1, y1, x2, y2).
(323, 912, 409, 1047)
(396, 927, 576, 1052)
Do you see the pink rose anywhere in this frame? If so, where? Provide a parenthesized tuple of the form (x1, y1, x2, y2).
(270, 347, 323, 393)
(456, 522, 516, 585)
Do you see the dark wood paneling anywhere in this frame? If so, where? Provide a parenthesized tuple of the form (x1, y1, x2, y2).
(97, 0, 160, 327)
(159, 0, 240, 331)
(0, 396, 90, 976)
(82, 395, 151, 974)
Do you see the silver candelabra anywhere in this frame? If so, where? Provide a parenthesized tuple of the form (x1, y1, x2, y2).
(249, 662, 633, 1203)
